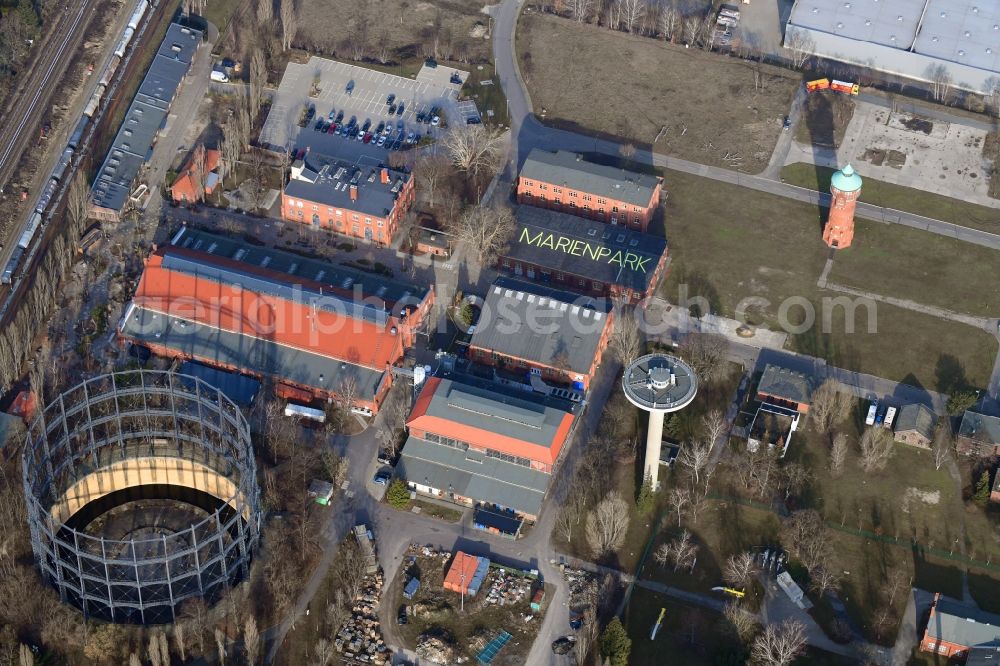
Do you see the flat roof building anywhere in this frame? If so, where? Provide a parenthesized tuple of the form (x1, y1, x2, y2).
(398, 370, 580, 520)
(468, 277, 614, 391)
(517, 149, 663, 232)
(282, 154, 414, 246)
(500, 206, 669, 304)
(118, 227, 433, 413)
(920, 593, 1000, 658)
(91, 23, 203, 222)
(785, 0, 1000, 95)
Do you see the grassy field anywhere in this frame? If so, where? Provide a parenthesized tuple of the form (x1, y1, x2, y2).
(297, 0, 492, 68)
(200, 0, 244, 35)
(781, 163, 1000, 234)
(517, 12, 798, 172)
(658, 167, 999, 389)
(461, 61, 509, 126)
(827, 218, 1000, 319)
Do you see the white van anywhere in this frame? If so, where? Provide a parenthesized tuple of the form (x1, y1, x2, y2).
(865, 401, 878, 426)
(210, 69, 229, 83)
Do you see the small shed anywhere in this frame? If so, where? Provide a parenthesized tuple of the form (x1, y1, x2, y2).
(473, 506, 522, 539)
(404, 577, 421, 599)
(416, 228, 451, 257)
(530, 588, 545, 612)
(307, 479, 334, 505)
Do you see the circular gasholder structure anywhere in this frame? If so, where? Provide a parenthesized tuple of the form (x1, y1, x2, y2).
(22, 371, 261, 624)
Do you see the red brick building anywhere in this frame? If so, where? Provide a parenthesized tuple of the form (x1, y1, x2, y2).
(517, 149, 663, 232)
(920, 593, 1000, 659)
(468, 278, 614, 391)
(397, 370, 580, 520)
(499, 205, 669, 304)
(756, 365, 814, 414)
(170, 148, 223, 204)
(118, 227, 433, 414)
(822, 164, 862, 249)
(282, 154, 414, 245)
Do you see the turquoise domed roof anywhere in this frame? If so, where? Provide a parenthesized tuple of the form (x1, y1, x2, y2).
(830, 164, 863, 193)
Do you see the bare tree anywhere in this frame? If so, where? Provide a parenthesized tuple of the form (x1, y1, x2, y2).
(609, 306, 642, 365)
(926, 63, 953, 103)
(678, 438, 712, 487)
(172, 623, 187, 662)
(784, 28, 815, 69)
(414, 153, 451, 209)
(441, 124, 506, 186)
(809, 564, 841, 597)
(678, 333, 728, 383)
(660, 529, 699, 572)
(451, 205, 516, 265)
(570, 0, 592, 22)
(722, 552, 759, 590)
(375, 29, 392, 64)
(214, 627, 227, 666)
(932, 422, 952, 470)
(68, 171, 91, 231)
(249, 48, 267, 121)
(190, 143, 208, 203)
(668, 486, 690, 525)
(375, 388, 408, 458)
(781, 510, 832, 573)
(750, 619, 807, 666)
(658, 0, 679, 41)
(810, 379, 854, 435)
(723, 601, 759, 644)
(280, 0, 298, 50)
(779, 462, 811, 501)
(148, 633, 163, 666)
(858, 427, 895, 473)
(829, 433, 848, 477)
(244, 616, 260, 666)
(585, 490, 630, 557)
(256, 0, 273, 25)
(984, 76, 1000, 117)
(701, 409, 727, 448)
(129, 654, 141, 666)
(314, 638, 335, 665)
(555, 503, 578, 543)
(619, 0, 645, 33)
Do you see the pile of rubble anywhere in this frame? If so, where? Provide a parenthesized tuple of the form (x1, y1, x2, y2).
(484, 568, 532, 606)
(564, 567, 598, 603)
(334, 569, 392, 665)
(416, 634, 461, 664)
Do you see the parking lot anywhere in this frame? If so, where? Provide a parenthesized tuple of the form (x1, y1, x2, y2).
(260, 57, 478, 160)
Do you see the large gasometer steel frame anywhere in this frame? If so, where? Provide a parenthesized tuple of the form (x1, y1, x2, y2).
(22, 370, 261, 624)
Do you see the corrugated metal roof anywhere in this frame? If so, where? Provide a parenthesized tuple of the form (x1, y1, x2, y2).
(925, 596, 1000, 647)
(121, 305, 386, 399)
(397, 436, 549, 515)
(469, 278, 612, 376)
(520, 149, 661, 207)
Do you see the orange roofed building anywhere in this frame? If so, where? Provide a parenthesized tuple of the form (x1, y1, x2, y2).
(397, 370, 581, 521)
(170, 148, 223, 204)
(118, 226, 433, 414)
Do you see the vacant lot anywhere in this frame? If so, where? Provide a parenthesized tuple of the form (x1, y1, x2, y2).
(659, 168, 998, 389)
(781, 163, 1000, 234)
(518, 13, 798, 172)
(828, 219, 1000, 319)
(297, 0, 491, 68)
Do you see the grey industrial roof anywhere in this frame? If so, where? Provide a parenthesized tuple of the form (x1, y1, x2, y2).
(120, 305, 386, 399)
(958, 410, 1000, 445)
(757, 365, 814, 404)
(91, 23, 202, 212)
(894, 403, 936, 439)
(493, 276, 611, 313)
(417, 371, 578, 448)
(926, 596, 1000, 648)
(469, 278, 611, 375)
(284, 153, 410, 219)
(520, 149, 661, 207)
(176, 361, 261, 407)
(507, 206, 668, 294)
(967, 645, 1000, 666)
(786, 0, 1000, 93)
(171, 227, 429, 313)
(397, 436, 549, 515)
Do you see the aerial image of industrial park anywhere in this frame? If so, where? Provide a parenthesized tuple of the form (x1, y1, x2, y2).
(1, 0, 1000, 663)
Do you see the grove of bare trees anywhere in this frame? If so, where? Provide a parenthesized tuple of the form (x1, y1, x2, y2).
(450, 205, 516, 265)
(809, 379, 854, 436)
(585, 490, 630, 557)
(654, 529, 698, 572)
(750, 619, 807, 666)
(858, 426, 895, 473)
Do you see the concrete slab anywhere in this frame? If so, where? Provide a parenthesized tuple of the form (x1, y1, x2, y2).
(260, 56, 469, 157)
(785, 99, 1000, 208)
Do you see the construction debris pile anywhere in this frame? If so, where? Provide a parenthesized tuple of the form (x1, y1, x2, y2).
(334, 525, 391, 664)
(484, 568, 532, 606)
(416, 634, 460, 664)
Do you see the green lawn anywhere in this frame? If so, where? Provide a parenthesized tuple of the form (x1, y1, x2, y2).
(828, 219, 1000, 319)
(659, 167, 999, 389)
(461, 61, 509, 127)
(780, 163, 1000, 234)
(200, 0, 245, 35)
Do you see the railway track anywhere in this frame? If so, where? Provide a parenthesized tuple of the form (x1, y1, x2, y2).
(0, 0, 98, 247)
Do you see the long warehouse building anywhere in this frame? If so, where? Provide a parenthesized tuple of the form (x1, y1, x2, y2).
(118, 227, 433, 414)
(785, 0, 1000, 95)
(90, 23, 202, 222)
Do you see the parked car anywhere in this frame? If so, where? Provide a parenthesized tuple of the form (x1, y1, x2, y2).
(373, 471, 390, 486)
(391, 139, 402, 150)
(326, 122, 337, 133)
(783, 116, 791, 131)
(362, 118, 371, 131)
(305, 105, 315, 121)
(363, 132, 373, 143)
(386, 93, 395, 105)
(397, 606, 407, 625)
(416, 112, 426, 123)
(328, 109, 336, 120)
(346, 79, 354, 94)
(431, 115, 440, 126)
(336, 110, 344, 122)
(376, 121, 385, 134)
(377, 450, 393, 465)
(377, 135, 387, 147)
(406, 131, 415, 144)
(314, 119, 324, 131)
(396, 103, 405, 116)
(357, 129, 365, 141)
(388, 103, 397, 115)
(396, 119, 404, 130)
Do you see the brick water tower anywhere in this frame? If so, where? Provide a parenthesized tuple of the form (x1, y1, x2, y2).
(822, 164, 863, 249)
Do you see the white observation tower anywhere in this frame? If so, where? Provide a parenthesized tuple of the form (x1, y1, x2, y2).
(622, 354, 698, 490)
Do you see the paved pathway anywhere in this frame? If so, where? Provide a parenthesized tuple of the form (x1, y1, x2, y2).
(822, 281, 996, 333)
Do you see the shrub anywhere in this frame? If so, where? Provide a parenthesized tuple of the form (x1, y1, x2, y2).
(387, 479, 410, 509)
